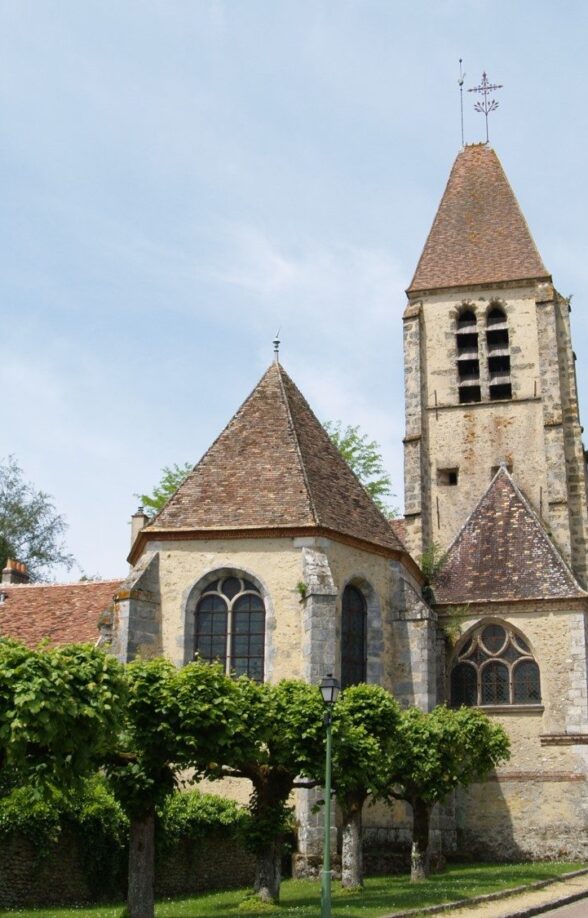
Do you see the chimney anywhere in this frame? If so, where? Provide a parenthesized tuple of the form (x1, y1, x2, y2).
(131, 507, 149, 549)
(2, 559, 30, 585)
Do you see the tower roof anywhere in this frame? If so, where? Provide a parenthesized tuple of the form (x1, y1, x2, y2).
(408, 144, 550, 295)
(138, 362, 404, 557)
(433, 468, 585, 604)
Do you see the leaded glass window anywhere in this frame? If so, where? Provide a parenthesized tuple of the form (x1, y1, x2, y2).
(195, 575, 265, 681)
(450, 621, 541, 708)
(341, 585, 367, 689)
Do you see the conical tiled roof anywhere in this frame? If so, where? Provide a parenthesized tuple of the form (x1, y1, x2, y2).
(408, 144, 550, 294)
(433, 468, 585, 603)
(141, 362, 403, 554)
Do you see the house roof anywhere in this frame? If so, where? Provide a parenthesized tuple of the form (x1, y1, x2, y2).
(0, 579, 121, 647)
(433, 468, 585, 604)
(408, 144, 550, 294)
(143, 361, 404, 555)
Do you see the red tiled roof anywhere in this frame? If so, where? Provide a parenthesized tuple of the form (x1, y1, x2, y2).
(146, 362, 404, 554)
(408, 144, 550, 294)
(389, 517, 408, 549)
(0, 580, 122, 647)
(433, 469, 585, 604)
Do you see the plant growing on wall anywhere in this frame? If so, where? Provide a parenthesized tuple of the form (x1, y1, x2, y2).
(419, 542, 448, 603)
(382, 705, 510, 881)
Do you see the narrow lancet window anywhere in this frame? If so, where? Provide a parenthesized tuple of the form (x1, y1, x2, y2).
(486, 306, 512, 400)
(456, 309, 481, 404)
(341, 585, 367, 689)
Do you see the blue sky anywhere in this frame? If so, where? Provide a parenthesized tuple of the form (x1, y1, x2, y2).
(2, 1, 588, 579)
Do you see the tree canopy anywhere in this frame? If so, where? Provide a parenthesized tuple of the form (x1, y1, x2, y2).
(0, 639, 125, 792)
(385, 705, 510, 881)
(323, 422, 396, 515)
(0, 456, 74, 580)
(137, 462, 192, 517)
(330, 684, 401, 888)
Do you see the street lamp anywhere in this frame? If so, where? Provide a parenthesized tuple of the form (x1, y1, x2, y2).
(319, 673, 340, 918)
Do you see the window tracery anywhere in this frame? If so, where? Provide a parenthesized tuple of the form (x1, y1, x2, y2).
(451, 622, 541, 707)
(195, 575, 265, 681)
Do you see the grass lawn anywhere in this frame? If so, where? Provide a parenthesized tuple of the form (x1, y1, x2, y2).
(0, 862, 584, 918)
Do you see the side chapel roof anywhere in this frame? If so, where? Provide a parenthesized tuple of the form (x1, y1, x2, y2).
(433, 468, 585, 604)
(408, 144, 550, 294)
(140, 361, 404, 556)
(0, 579, 122, 647)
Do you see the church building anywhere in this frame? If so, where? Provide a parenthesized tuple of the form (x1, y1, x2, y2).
(2, 142, 588, 865)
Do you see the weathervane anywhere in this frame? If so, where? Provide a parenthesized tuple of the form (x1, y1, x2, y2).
(458, 59, 465, 147)
(273, 328, 281, 362)
(468, 71, 503, 143)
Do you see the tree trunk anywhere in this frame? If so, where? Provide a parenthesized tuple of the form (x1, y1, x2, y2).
(254, 841, 281, 904)
(341, 805, 363, 889)
(128, 807, 155, 918)
(410, 798, 431, 882)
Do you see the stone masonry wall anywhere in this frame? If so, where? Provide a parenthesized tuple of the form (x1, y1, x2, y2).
(0, 829, 254, 908)
(447, 600, 588, 860)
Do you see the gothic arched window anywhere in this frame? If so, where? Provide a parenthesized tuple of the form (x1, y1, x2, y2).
(451, 622, 541, 707)
(195, 575, 265, 682)
(341, 585, 367, 689)
(486, 306, 512, 400)
(456, 308, 481, 404)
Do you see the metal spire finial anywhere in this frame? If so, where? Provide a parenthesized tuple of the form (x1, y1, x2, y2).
(468, 70, 503, 144)
(273, 328, 281, 362)
(458, 59, 466, 147)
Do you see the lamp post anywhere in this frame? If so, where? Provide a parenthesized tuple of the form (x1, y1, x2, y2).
(319, 673, 340, 918)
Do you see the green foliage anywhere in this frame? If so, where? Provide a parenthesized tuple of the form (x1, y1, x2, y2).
(0, 640, 126, 789)
(219, 679, 325, 868)
(388, 705, 511, 806)
(157, 790, 249, 851)
(331, 684, 401, 811)
(323, 422, 396, 515)
(0, 455, 74, 580)
(419, 542, 448, 603)
(419, 542, 448, 582)
(138, 462, 192, 517)
(107, 658, 241, 816)
(0, 775, 128, 893)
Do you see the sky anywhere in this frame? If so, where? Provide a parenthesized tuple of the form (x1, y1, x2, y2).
(2, 0, 588, 580)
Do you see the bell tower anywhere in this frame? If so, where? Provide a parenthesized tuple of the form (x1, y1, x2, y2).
(403, 143, 588, 588)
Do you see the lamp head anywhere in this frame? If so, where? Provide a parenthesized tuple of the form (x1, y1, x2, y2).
(320, 673, 340, 706)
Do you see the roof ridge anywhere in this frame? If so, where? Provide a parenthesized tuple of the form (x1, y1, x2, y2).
(274, 362, 319, 524)
(1, 578, 123, 590)
(145, 364, 277, 529)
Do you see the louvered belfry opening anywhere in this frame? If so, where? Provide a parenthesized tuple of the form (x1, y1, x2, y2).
(456, 309, 481, 404)
(486, 306, 512, 401)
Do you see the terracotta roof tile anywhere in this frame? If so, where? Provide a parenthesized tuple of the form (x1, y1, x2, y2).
(433, 469, 584, 603)
(148, 362, 403, 553)
(408, 145, 550, 294)
(0, 580, 122, 647)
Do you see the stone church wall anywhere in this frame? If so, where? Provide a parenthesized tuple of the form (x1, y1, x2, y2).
(447, 600, 588, 860)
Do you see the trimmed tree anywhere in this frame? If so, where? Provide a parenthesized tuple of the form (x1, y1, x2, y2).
(385, 705, 510, 881)
(0, 639, 125, 789)
(217, 678, 325, 905)
(107, 658, 242, 918)
(330, 684, 401, 889)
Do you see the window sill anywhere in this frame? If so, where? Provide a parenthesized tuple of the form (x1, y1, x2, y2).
(479, 704, 544, 715)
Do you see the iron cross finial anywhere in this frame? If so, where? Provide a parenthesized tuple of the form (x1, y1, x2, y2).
(468, 71, 503, 143)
